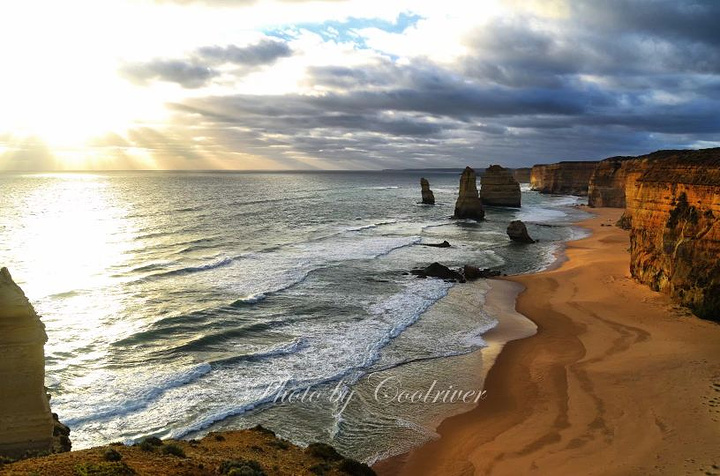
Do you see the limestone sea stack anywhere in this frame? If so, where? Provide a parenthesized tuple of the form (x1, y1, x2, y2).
(0, 268, 57, 458)
(420, 177, 435, 205)
(453, 167, 485, 220)
(480, 165, 521, 207)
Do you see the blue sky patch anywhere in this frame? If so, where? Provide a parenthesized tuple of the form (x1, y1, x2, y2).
(265, 12, 422, 49)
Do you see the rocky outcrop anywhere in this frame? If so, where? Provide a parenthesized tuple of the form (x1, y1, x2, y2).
(420, 178, 435, 205)
(0, 268, 60, 458)
(411, 263, 465, 282)
(480, 165, 521, 207)
(507, 220, 535, 243)
(453, 167, 485, 220)
(530, 161, 599, 195)
(463, 265, 501, 280)
(621, 149, 720, 320)
(422, 240, 451, 248)
(512, 167, 532, 183)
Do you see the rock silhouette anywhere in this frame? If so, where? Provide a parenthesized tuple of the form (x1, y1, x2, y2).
(0, 268, 61, 458)
(453, 167, 485, 221)
(481, 164, 521, 207)
(420, 178, 435, 205)
(507, 220, 535, 243)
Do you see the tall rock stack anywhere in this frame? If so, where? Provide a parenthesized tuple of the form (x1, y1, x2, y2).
(480, 165, 521, 207)
(453, 167, 485, 220)
(0, 268, 55, 458)
(420, 177, 435, 205)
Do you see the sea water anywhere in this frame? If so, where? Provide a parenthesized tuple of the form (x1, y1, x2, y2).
(0, 171, 589, 461)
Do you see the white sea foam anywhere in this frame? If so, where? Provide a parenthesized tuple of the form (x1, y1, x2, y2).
(28, 172, 588, 453)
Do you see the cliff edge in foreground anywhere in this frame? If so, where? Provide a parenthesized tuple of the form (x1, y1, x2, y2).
(1, 427, 375, 476)
(0, 268, 71, 460)
(0, 268, 58, 459)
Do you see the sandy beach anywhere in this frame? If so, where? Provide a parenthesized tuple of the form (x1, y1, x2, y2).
(376, 208, 720, 476)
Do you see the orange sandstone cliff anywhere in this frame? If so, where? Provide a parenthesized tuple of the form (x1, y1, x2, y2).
(587, 156, 641, 208)
(530, 161, 599, 196)
(621, 149, 720, 320)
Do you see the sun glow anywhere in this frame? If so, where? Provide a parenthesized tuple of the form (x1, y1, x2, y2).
(0, 1, 171, 166)
(1, 0, 517, 171)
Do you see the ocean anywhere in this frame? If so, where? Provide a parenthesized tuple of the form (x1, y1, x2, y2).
(0, 171, 589, 463)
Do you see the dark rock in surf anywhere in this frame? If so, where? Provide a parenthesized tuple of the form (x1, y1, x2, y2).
(411, 262, 465, 282)
(420, 178, 435, 205)
(422, 240, 451, 248)
(463, 265, 501, 281)
(507, 220, 535, 243)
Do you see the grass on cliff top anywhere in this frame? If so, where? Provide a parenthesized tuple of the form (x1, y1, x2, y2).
(0, 427, 376, 476)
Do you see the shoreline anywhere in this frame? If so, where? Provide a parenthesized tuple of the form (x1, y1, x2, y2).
(375, 208, 720, 475)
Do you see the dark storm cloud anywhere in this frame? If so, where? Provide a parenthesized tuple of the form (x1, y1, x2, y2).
(120, 59, 216, 89)
(463, 7, 720, 90)
(197, 39, 292, 66)
(149, 0, 720, 169)
(573, 0, 720, 47)
(120, 39, 292, 88)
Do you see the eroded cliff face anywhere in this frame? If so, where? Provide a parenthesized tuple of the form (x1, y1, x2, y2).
(453, 167, 485, 220)
(481, 165, 521, 207)
(588, 157, 637, 208)
(530, 161, 599, 196)
(623, 149, 720, 320)
(512, 167, 532, 183)
(0, 268, 55, 458)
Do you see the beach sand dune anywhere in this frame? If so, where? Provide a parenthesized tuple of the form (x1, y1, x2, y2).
(376, 208, 720, 476)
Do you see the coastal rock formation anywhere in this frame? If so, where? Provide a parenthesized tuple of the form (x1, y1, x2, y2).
(530, 161, 599, 196)
(512, 167, 532, 183)
(588, 156, 650, 208)
(0, 268, 57, 458)
(411, 263, 465, 282)
(420, 178, 435, 205)
(422, 240, 451, 248)
(621, 149, 720, 320)
(453, 167, 485, 220)
(463, 265, 501, 280)
(507, 220, 535, 243)
(480, 165, 521, 207)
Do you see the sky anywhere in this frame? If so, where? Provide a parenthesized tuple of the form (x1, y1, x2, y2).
(0, 0, 719, 171)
